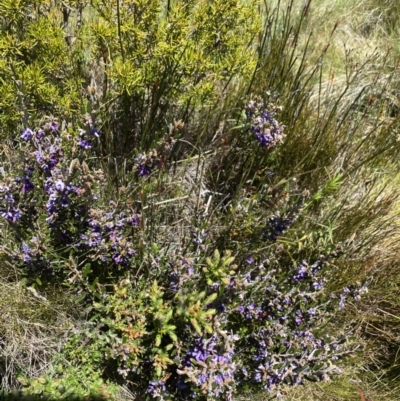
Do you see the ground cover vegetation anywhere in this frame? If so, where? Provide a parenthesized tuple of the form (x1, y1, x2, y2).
(1, 0, 400, 400)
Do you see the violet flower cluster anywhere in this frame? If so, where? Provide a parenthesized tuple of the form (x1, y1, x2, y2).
(0, 181, 22, 222)
(338, 285, 369, 309)
(223, 254, 355, 394)
(0, 120, 107, 275)
(246, 99, 285, 149)
(263, 213, 297, 241)
(77, 117, 102, 150)
(20, 237, 51, 274)
(148, 380, 168, 399)
(28, 126, 99, 235)
(134, 250, 364, 400)
(168, 255, 197, 294)
(134, 151, 159, 177)
(79, 207, 139, 266)
(177, 333, 238, 400)
(80, 238, 369, 401)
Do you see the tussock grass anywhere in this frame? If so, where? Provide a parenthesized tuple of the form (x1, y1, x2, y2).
(236, 0, 400, 399)
(0, 277, 73, 393)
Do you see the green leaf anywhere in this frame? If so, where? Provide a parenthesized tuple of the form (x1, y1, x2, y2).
(222, 256, 235, 267)
(204, 308, 216, 316)
(204, 293, 218, 305)
(190, 318, 202, 335)
(155, 334, 162, 347)
(164, 308, 173, 322)
(82, 263, 92, 277)
(17, 376, 29, 386)
(221, 277, 230, 285)
(76, 291, 88, 303)
(88, 277, 99, 292)
(213, 249, 220, 264)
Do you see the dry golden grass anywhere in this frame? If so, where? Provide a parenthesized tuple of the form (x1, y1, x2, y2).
(0, 274, 76, 393)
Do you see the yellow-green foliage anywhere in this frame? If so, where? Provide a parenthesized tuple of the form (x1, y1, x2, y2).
(0, 0, 260, 156)
(0, 1, 83, 131)
(87, 0, 260, 155)
(89, 0, 259, 96)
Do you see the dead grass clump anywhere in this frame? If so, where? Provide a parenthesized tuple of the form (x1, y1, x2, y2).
(0, 278, 73, 393)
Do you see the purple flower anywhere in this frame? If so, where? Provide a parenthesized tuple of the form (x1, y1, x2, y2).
(312, 281, 323, 290)
(295, 310, 303, 325)
(22, 177, 34, 193)
(112, 253, 127, 265)
(246, 257, 254, 264)
(22, 243, 32, 262)
(21, 128, 33, 141)
(308, 308, 316, 316)
(91, 128, 101, 138)
(22, 243, 31, 254)
(193, 235, 202, 245)
(1, 207, 22, 222)
(247, 102, 285, 150)
(254, 370, 262, 383)
(77, 139, 92, 149)
(127, 214, 139, 226)
(148, 380, 167, 397)
(138, 164, 150, 177)
(255, 132, 274, 147)
(46, 193, 57, 214)
(264, 214, 295, 241)
(34, 150, 44, 164)
(293, 261, 308, 282)
(197, 372, 207, 385)
(61, 196, 70, 207)
(36, 129, 44, 141)
(237, 306, 245, 313)
(55, 180, 65, 192)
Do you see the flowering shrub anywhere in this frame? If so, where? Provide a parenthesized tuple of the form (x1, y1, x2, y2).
(1, 124, 94, 278)
(1, 1, 396, 400)
(0, 110, 368, 399)
(84, 247, 367, 400)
